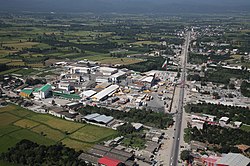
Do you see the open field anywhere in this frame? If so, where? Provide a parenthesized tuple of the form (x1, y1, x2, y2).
(0, 104, 116, 152)
(32, 124, 65, 141)
(3, 42, 39, 50)
(26, 114, 84, 133)
(70, 125, 117, 143)
(14, 119, 39, 129)
(61, 138, 93, 151)
(0, 68, 20, 76)
(82, 55, 143, 65)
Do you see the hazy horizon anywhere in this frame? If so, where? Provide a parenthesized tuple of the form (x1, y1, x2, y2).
(0, 0, 250, 14)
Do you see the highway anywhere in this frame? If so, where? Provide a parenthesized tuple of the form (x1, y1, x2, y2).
(169, 31, 190, 166)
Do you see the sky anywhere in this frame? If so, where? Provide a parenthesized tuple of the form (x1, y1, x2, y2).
(0, 0, 250, 14)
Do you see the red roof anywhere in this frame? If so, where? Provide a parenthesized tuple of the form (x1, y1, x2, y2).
(98, 156, 121, 166)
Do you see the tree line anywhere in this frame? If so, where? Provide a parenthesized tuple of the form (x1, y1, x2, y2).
(0, 139, 91, 166)
(185, 103, 250, 124)
(77, 106, 173, 129)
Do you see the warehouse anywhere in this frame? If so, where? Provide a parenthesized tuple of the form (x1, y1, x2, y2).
(92, 85, 119, 101)
(84, 113, 114, 126)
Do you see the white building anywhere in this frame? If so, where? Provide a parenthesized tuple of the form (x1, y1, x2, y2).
(92, 85, 119, 101)
(99, 67, 118, 76)
(33, 84, 52, 99)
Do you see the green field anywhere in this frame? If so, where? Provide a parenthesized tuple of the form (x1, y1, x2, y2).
(70, 125, 116, 143)
(0, 104, 117, 153)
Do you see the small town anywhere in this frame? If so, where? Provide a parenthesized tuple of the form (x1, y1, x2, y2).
(0, 3, 250, 166)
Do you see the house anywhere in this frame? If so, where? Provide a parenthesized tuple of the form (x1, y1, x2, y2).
(219, 117, 230, 126)
(233, 121, 242, 128)
(33, 84, 52, 99)
(131, 123, 143, 131)
(20, 88, 33, 98)
(48, 107, 64, 117)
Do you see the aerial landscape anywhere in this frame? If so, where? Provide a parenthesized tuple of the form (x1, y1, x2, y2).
(0, 0, 250, 166)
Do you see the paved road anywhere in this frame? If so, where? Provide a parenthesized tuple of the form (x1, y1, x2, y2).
(169, 31, 190, 166)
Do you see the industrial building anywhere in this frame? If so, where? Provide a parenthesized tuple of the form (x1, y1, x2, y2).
(92, 85, 119, 101)
(84, 113, 114, 126)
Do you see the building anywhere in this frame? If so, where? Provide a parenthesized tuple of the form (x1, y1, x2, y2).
(98, 156, 122, 166)
(203, 153, 250, 166)
(216, 153, 250, 166)
(78, 145, 135, 166)
(58, 82, 73, 91)
(80, 90, 97, 99)
(99, 67, 118, 76)
(92, 85, 119, 101)
(109, 71, 126, 83)
(20, 88, 33, 98)
(219, 117, 230, 126)
(33, 84, 52, 99)
(84, 113, 114, 126)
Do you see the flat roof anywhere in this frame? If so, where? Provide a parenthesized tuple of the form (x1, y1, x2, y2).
(81, 90, 96, 97)
(109, 71, 126, 78)
(99, 67, 118, 72)
(92, 85, 119, 101)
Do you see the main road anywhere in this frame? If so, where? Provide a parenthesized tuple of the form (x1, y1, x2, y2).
(169, 31, 190, 166)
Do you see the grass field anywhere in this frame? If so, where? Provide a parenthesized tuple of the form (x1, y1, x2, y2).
(32, 124, 65, 141)
(70, 125, 116, 143)
(0, 68, 20, 76)
(26, 114, 84, 133)
(0, 104, 116, 152)
(3, 42, 39, 50)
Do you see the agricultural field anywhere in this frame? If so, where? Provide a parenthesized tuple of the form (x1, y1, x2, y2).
(70, 125, 117, 143)
(0, 104, 117, 153)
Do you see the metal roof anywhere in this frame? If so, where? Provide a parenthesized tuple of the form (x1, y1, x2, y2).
(38, 84, 51, 92)
(81, 90, 96, 97)
(216, 153, 250, 166)
(84, 113, 100, 120)
(93, 115, 113, 124)
(20, 89, 33, 95)
(92, 85, 119, 101)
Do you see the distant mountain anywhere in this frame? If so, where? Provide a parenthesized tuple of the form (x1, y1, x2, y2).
(0, 0, 250, 14)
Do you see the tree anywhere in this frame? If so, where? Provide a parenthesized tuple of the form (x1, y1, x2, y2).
(180, 150, 191, 161)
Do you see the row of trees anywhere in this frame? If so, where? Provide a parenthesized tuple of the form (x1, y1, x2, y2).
(188, 124, 250, 154)
(0, 139, 91, 166)
(185, 103, 250, 124)
(77, 106, 173, 129)
(121, 56, 165, 72)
